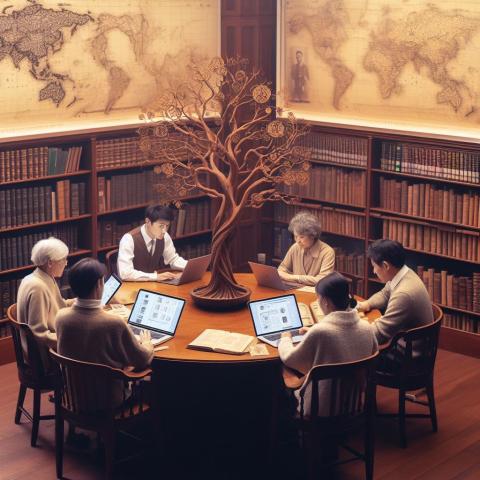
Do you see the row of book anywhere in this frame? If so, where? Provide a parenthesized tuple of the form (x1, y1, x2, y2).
(96, 133, 189, 169)
(0, 146, 83, 182)
(280, 166, 366, 206)
(273, 226, 292, 259)
(380, 141, 480, 183)
(170, 200, 212, 238)
(177, 240, 211, 260)
(417, 266, 480, 313)
(0, 182, 87, 229)
(0, 225, 81, 271)
(382, 218, 480, 262)
(299, 132, 368, 167)
(443, 313, 478, 334)
(333, 248, 365, 277)
(378, 177, 480, 227)
(0, 278, 21, 322)
(274, 203, 366, 238)
(98, 219, 142, 248)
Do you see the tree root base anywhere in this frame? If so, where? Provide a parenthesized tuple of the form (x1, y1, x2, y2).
(190, 285, 251, 311)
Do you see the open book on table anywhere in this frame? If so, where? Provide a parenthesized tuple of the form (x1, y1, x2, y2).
(297, 300, 325, 326)
(188, 329, 256, 355)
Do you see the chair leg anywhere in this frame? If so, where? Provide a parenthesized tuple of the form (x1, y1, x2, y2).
(426, 382, 438, 433)
(55, 414, 64, 480)
(15, 384, 27, 424)
(31, 389, 41, 447)
(104, 430, 116, 480)
(398, 389, 407, 448)
(365, 416, 375, 480)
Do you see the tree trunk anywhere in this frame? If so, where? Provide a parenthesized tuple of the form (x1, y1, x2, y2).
(192, 222, 249, 300)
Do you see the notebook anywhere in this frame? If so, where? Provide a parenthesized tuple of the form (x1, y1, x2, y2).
(160, 254, 212, 285)
(248, 262, 302, 290)
(100, 274, 122, 306)
(248, 294, 305, 347)
(127, 289, 185, 346)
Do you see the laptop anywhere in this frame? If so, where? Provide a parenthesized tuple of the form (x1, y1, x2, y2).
(101, 274, 122, 306)
(248, 294, 305, 347)
(127, 289, 185, 345)
(160, 254, 211, 285)
(248, 262, 302, 290)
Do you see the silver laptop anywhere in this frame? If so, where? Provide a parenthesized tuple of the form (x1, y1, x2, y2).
(160, 254, 212, 285)
(127, 289, 185, 345)
(248, 294, 305, 347)
(248, 261, 302, 290)
(101, 274, 122, 306)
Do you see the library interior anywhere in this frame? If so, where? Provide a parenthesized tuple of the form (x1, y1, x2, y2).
(0, 1, 479, 479)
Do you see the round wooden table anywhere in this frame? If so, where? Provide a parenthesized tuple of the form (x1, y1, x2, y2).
(115, 272, 380, 363)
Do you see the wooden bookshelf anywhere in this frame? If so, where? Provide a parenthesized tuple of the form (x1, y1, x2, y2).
(0, 126, 214, 365)
(268, 125, 480, 358)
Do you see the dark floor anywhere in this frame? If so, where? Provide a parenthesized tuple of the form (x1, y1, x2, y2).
(1, 349, 480, 480)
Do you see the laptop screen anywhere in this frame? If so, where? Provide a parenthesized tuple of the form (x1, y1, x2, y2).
(128, 289, 185, 335)
(101, 274, 122, 306)
(248, 294, 303, 336)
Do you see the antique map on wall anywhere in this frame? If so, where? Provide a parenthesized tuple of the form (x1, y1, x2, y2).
(0, 0, 219, 138)
(278, 0, 480, 139)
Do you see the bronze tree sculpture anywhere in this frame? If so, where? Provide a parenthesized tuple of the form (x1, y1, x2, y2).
(138, 57, 310, 309)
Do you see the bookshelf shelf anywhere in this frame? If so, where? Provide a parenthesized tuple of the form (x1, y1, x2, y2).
(98, 203, 149, 216)
(275, 220, 366, 241)
(372, 169, 480, 190)
(97, 162, 153, 173)
(298, 196, 366, 211)
(173, 229, 212, 241)
(0, 214, 92, 234)
(0, 170, 91, 187)
(370, 208, 480, 233)
(437, 304, 480, 319)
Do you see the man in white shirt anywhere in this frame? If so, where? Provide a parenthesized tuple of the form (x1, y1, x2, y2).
(118, 205, 187, 282)
(357, 239, 433, 345)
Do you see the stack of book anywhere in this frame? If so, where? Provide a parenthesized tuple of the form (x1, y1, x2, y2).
(382, 218, 480, 262)
(0, 277, 21, 321)
(380, 141, 480, 183)
(169, 200, 212, 238)
(98, 219, 143, 248)
(443, 313, 478, 333)
(333, 248, 365, 276)
(281, 166, 366, 206)
(177, 241, 211, 260)
(379, 177, 480, 226)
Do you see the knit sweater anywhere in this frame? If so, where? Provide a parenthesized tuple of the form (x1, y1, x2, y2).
(278, 240, 335, 286)
(56, 304, 154, 406)
(367, 267, 433, 345)
(278, 310, 378, 416)
(16, 268, 70, 368)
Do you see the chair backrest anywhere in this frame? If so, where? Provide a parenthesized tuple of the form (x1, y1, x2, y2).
(387, 303, 443, 378)
(299, 351, 379, 420)
(49, 350, 149, 419)
(7, 304, 48, 380)
(105, 249, 119, 276)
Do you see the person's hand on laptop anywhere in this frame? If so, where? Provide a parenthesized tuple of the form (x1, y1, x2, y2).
(278, 271, 295, 281)
(139, 329, 153, 348)
(281, 331, 292, 339)
(156, 271, 180, 282)
(299, 326, 310, 335)
(356, 301, 371, 313)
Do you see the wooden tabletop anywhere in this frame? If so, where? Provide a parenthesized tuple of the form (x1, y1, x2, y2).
(114, 273, 380, 364)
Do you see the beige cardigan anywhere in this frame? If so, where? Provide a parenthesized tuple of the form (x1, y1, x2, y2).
(278, 239, 335, 286)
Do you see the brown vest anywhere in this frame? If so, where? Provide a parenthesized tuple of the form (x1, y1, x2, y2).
(128, 227, 166, 273)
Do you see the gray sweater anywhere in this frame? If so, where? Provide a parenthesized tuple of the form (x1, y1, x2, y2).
(367, 267, 433, 345)
(279, 310, 378, 416)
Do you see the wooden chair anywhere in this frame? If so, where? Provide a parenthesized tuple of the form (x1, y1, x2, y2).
(283, 351, 379, 480)
(50, 350, 152, 480)
(375, 304, 443, 447)
(105, 249, 119, 276)
(7, 304, 56, 447)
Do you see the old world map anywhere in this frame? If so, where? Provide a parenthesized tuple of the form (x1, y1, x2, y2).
(282, 0, 480, 138)
(0, 0, 219, 137)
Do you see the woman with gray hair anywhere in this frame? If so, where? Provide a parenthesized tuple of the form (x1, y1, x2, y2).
(278, 211, 335, 286)
(16, 237, 72, 368)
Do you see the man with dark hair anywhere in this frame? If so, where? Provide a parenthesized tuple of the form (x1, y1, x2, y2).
(56, 258, 153, 405)
(118, 205, 187, 281)
(357, 239, 433, 345)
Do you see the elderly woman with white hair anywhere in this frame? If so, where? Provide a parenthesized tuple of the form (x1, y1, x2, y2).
(16, 237, 72, 367)
(277, 211, 335, 286)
